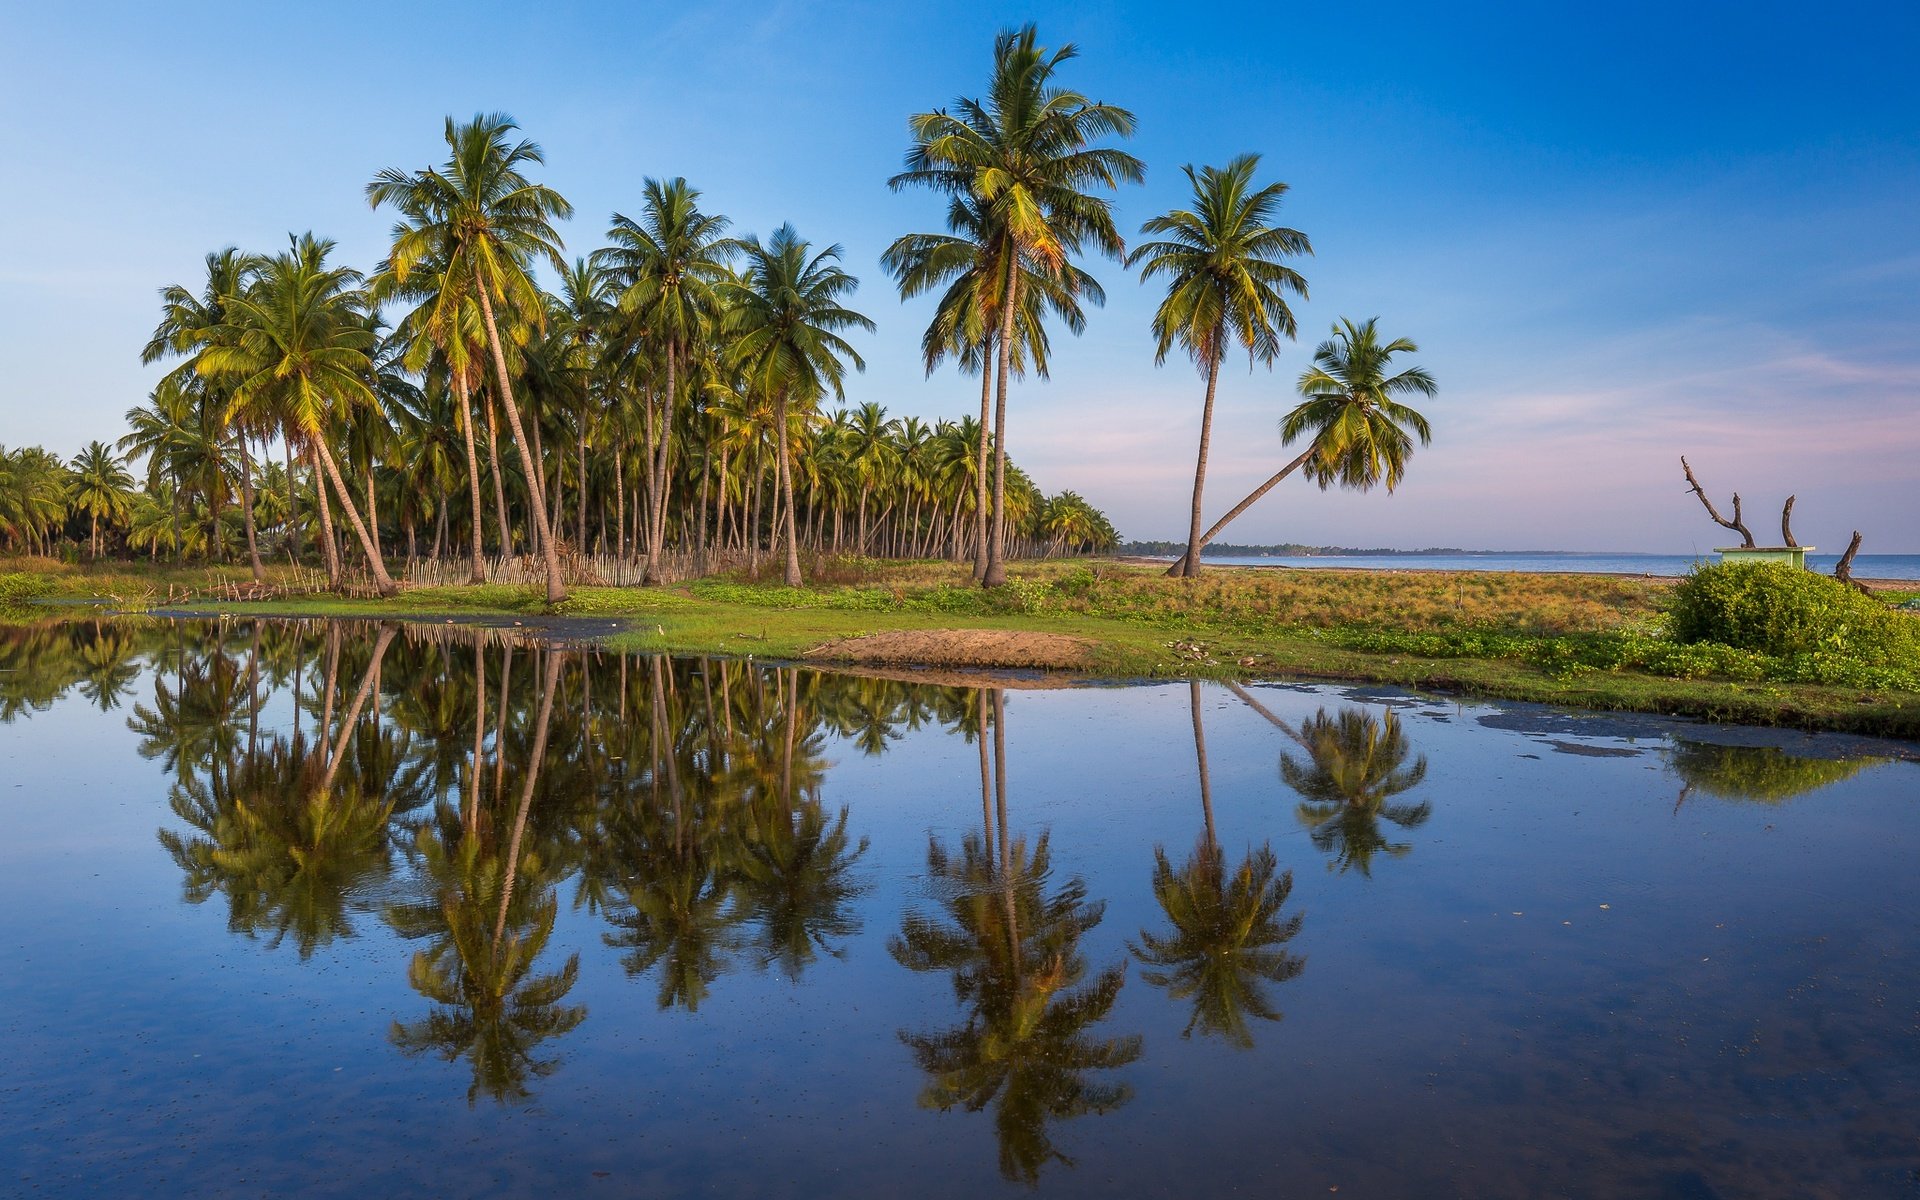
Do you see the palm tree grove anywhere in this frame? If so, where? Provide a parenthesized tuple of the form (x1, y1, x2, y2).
(9, 10, 1920, 1199)
(1, 27, 1431, 600)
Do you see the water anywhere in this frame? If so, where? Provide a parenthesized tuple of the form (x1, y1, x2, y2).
(3, 617, 1917, 1198)
(1183, 552, 1920, 579)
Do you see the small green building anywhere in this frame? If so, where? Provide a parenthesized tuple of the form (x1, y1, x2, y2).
(1717, 546, 1813, 569)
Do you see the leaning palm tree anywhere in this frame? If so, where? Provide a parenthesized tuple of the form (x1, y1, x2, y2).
(65, 441, 135, 559)
(1283, 707, 1431, 877)
(1169, 317, 1436, 572)
(374, 216, 492, 584)
(721, 224, 873, 586)
(201, 234, 398, 596)
(892, 23, 1142, 586)
(593, 177, 734, 583)
(368, 113, 574, 603)
(1129, 155, 1311, 578)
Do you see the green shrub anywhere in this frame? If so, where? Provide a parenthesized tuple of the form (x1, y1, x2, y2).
(0, 573, 53, 605)
(1670, 562, 1920, 661)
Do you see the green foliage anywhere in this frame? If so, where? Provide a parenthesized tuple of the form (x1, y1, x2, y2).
(1671, 563, 1919, 660)
(0, 572, 54, 605)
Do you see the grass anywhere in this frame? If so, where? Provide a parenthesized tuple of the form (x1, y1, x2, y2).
(7, 555, 1917, 737)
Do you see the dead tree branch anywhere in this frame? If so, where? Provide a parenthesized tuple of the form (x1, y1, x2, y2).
(1681, 456, 1755, 547)
(1833, 531, 1869, 593)
(1781, 495, 1797, 548)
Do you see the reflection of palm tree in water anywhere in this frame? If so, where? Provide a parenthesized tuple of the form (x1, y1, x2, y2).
(892, 687, 1141, 1186)
(1131, 683, 1304, 1048)
(1282, 707, 1430, 877)
(157, 624, 422, 958)
(1226, 683, 1432, 876)
(735, 668, 871, 980)
(388, 648, 587, 1105)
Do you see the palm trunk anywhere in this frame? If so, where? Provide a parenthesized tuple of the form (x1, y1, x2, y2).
(467, 638, 485, 835)
(496, 648, 562, 944)
(576, 422, 589, 552)
(314, 438, 396, 596)
(456, 373, 487, 584)
(613, 446, 626, 561)
(365, 463, 381, 566)
(776, 392, 802, 586)
(237, 432, 264, 583)
(983, 266, 1021, 588)
(308, 443, 342, 587)
(485, 394, 511, 556)
(474, 281, 566, 602)
(644, 347, 677, 585)
(1190, 681, 1216, 850)
(321, 625, 395, 794)
(283, 439, 299, 562)
(1167, 447, 1316, 576)
(1178, 351, 1224, 579)
(972, 360, 992, 580)
(694, 445, 711, 577)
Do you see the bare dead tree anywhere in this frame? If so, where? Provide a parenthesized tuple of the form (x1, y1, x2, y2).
(1681, 456, 1756, 547)
(1833, 531, 1869, 593)
(1780, 495, 1797, 548)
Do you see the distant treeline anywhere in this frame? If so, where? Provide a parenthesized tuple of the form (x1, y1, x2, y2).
(1119, 540, 1471, 558)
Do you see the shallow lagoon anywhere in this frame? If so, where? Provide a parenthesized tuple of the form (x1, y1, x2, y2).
(2, 617, 1916, 1198)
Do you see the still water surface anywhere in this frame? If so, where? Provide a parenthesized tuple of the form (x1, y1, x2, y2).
(2, 617, 1916, 1198)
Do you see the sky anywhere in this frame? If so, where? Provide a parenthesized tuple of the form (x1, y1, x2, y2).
(2, 0, 1916, 552)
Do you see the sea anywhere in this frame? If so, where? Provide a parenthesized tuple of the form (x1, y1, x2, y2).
(1177, 552, 1920, 580)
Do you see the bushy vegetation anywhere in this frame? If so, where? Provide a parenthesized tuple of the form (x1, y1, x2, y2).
(0, 572, 53, 606)
(1670, 562, 1919, 659)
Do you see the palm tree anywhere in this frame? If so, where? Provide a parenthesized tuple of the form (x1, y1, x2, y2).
(594, 177, 734, 583)
(892, 23, 1142, 586)
(721, 224, 873, 586)
(891, 830, 1140, 1184)
(1129, 155, 1311, 578)
(368, 113, 574, 604)
(1283, 706, 1432, 877)
(374, 207, 492, 583)
(1172, 317, 1436, 571)
(200, 234, 398, 595)
(119, 380, 200, 562)
(883, 192, 1096, 576)
(65, 441, 135, 559)
(142, 248, 267, 581)
(0, 445, 68, 555)
(1128, 685, 1302, 1048)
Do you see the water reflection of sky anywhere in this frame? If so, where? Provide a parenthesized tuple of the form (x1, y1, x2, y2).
(1, 618, 1915, 1199)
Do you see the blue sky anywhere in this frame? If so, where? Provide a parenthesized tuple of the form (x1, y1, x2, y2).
(3, 0, 1916, 550)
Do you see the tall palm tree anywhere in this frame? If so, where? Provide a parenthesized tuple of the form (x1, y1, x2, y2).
(374, 211, 492, 583)
(1129, 155, 1311, 578)
(202, 234, 398, 595)
(65, 441, 135, 559)
(892, 23, 1142, 586)
(594, 177, 734, 583)
(1129, 683, 1303, 1047)
(721, 225, 873, 586)
(368, 113, 574, 603)
(1171, 317, 1437, 572)
(142, 248, 268, 580)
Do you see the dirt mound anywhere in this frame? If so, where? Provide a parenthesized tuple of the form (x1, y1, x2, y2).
(806, 628, 1094, 670)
